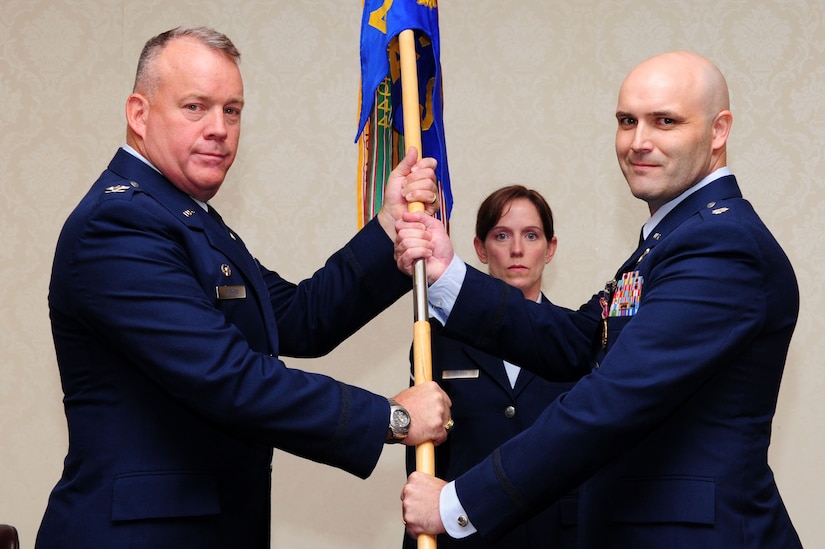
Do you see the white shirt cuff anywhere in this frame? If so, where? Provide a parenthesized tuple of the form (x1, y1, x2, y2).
(440, 481, 476, 538)
(428, 254, 466, 325)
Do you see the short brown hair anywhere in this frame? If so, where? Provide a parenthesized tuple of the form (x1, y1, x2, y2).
(475, 185, 554, 242)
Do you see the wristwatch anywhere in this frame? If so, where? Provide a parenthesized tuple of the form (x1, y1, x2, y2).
(386, 398, 410, 443)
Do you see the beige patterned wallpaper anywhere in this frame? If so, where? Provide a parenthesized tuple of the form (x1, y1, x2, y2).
(1, 0, 822, 547)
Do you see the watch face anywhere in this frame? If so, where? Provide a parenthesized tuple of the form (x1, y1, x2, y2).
(391, 408, 411, 429)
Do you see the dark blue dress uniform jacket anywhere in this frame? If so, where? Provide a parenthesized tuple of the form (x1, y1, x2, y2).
(404, 318, 578, 549)
(439, 176, 803, 548)
(37, 149, 411, 548)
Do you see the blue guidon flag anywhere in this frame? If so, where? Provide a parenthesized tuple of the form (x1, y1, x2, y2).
(356, 0, 451, 228)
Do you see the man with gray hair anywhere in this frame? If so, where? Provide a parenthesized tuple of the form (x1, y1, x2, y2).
(37, 26, 452, 548)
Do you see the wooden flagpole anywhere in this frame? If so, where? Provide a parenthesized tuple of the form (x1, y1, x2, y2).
(398, 28, 437, 549)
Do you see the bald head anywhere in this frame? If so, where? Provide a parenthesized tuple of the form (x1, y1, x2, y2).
(621, 51, 730, 124)
(614, 51, 733, 214)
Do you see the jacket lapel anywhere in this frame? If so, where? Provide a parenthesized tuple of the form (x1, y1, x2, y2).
(615, 175, 742, 277)
(462, 345, 514, 395)
(106, 149, 279, 349)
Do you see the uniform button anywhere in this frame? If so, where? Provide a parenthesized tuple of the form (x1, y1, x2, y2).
(457, 515, 468, 527)
(504, 405, 515, 419)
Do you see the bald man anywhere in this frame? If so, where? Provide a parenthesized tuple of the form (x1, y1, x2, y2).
(397, 51, 802, 548)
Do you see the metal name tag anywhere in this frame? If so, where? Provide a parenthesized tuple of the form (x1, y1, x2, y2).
(442, 369, 480, 380)
(216, 285, 247, 300)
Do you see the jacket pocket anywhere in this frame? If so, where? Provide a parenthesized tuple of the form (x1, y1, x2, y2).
(112, 471, 220, 521)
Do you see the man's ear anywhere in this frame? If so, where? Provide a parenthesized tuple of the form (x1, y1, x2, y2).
(711, 109, 733, 150)
(125, 93, 149, 139)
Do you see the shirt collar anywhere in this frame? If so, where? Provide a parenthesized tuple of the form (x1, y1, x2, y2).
(120, 145, 208, 211)
(121, 144, 160, 173)
(642, 166, 732, 239)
